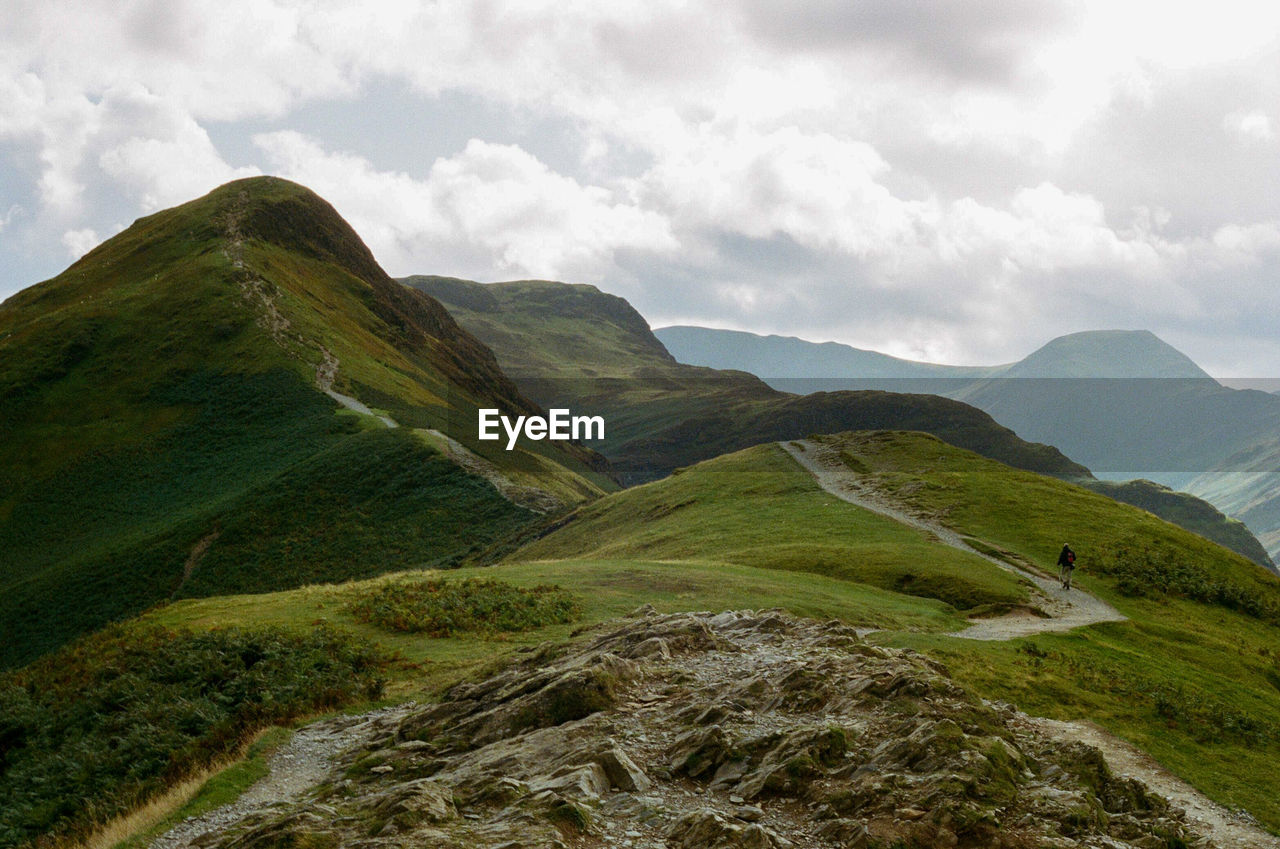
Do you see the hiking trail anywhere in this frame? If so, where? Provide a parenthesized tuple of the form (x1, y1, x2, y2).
(146, 611, 1280, 849)
(1022, 716, 1280, 849)
(779, 438, 1127, 640)
(149, 703, 417, 849)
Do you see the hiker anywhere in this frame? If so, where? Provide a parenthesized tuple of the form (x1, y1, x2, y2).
(1057, 543, 1076, 589)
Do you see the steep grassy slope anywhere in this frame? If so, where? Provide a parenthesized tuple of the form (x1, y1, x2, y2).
(405, 276, 1087, 484)
(0, 624, 384, 849)
(1082, 477, 1274, 568)
(401, 276, 678, 378)
(0, 178, 608, 668)
(515, 430, 1280, 829)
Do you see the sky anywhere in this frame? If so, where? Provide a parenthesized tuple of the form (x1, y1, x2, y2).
(2, 1, 1279, 375)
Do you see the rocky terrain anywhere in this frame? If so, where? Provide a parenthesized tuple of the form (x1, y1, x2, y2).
(160, 609, 1225, 849)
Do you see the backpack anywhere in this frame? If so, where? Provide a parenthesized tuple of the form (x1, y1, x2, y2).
(1067, 551, 1075, 564)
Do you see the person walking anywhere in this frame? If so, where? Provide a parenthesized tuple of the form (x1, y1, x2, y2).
(1057, 543, 1076, 590)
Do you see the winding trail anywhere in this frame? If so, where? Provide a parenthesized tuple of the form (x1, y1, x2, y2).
(1020, 717, 1280, 849)
(779, 439, 1126, 640)
(781, 438, 1280, 845)
(150, 704, 417, 849)
(314, 346, 399, 428)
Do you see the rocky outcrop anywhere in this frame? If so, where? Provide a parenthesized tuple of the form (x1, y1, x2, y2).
(183, 609, 1216, 849)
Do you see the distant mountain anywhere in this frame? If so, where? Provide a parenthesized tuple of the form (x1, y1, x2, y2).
(999, 330, 1210, 378)
(0, 178, 610, 668)
(654, 325, 996, 379)
(654, 324, 1280, 568)
(404, 276, 678, 378)
(657, 326, 1209, 379)
(1188, 441, 1280, 560)
(408, 276, 1090, 485)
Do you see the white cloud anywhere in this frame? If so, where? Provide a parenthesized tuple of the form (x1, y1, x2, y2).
(60, 227, 99, 258)
(252, 131, 678, 283)
(643, 126, 923, 258)
(96, 87, 260, 211)
(4, 0, 1280, 372)
(1226, 110, 1275, 143)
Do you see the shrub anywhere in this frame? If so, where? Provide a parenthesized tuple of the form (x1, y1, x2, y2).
(0, 625, 386, 849)
(344, 577, 580, 638)
(1096, 535, 1280, 626)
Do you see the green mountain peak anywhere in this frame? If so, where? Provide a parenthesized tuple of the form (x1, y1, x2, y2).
(0, 178, 611, 669)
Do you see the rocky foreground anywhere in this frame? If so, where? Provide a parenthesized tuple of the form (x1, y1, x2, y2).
(184, 609, 1215, 849)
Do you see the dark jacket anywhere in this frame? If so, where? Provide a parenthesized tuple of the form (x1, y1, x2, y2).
(1057, 546, 1076, 567)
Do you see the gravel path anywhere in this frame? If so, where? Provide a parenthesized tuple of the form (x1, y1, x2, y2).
(149, 704, 417, 849)
(782, 438, 1280, 845)
(1023, 717, 1280, 849)
(779, 439, 1126, 640)
(314, 346, 398, 428)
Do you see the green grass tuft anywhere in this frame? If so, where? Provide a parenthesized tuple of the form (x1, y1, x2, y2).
(344, 577, 579, 637)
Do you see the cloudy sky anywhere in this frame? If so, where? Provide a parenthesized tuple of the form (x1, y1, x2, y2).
(2, 1, 1279, 374)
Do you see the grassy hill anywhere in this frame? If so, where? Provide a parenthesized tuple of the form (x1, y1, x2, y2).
(405, 276, 1088, 484)
(137, 429, 1280, 832)
(0, 178, 610, 669)
(406, 277, 1273, 567)
(510, 430, 1280, 829)
(401, 276, 678, 378)
(657, 324, 1280, 565)
(515, 442, 1031, 613)
(1082, 477, 1274, 568)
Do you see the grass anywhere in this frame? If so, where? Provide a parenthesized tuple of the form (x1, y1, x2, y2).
(0, 626, 384, 849)
(77, 727, 291, 849)
(0, 375, 534, 668)
(513, 442, 1031, 612)
(343, 577, 580, 636)
(820, 431, 1278, 605)
(789, 431, 1280, 831)
(91, 429, 1280, 837)
(141, 558, 968, 700)
(0, 177, 608, 669)
(1082, 478, 1274, 568)
(895, 613, 1280, 832)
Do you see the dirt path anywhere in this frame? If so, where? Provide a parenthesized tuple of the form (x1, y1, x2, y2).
(781, 439, 1280, 844)
(1022, 717, 1280, 849)
(314, 346, 398, 428)
(149, 704, 416, 849)
(779, 439, 1126, 640)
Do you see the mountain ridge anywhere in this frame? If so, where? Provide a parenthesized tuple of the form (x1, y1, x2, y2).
(656, 325, 1212, 380)
(409, 275, 1091, 485)
(0, 177, 610, 668)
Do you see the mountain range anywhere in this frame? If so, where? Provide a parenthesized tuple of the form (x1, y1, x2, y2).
(658, 324, 1280, 565)
(655, 325, 1210, 379)
(413, 277, 1272, 569)
(406, 276, 1089, 484)
(6, 177, 1280, 847)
